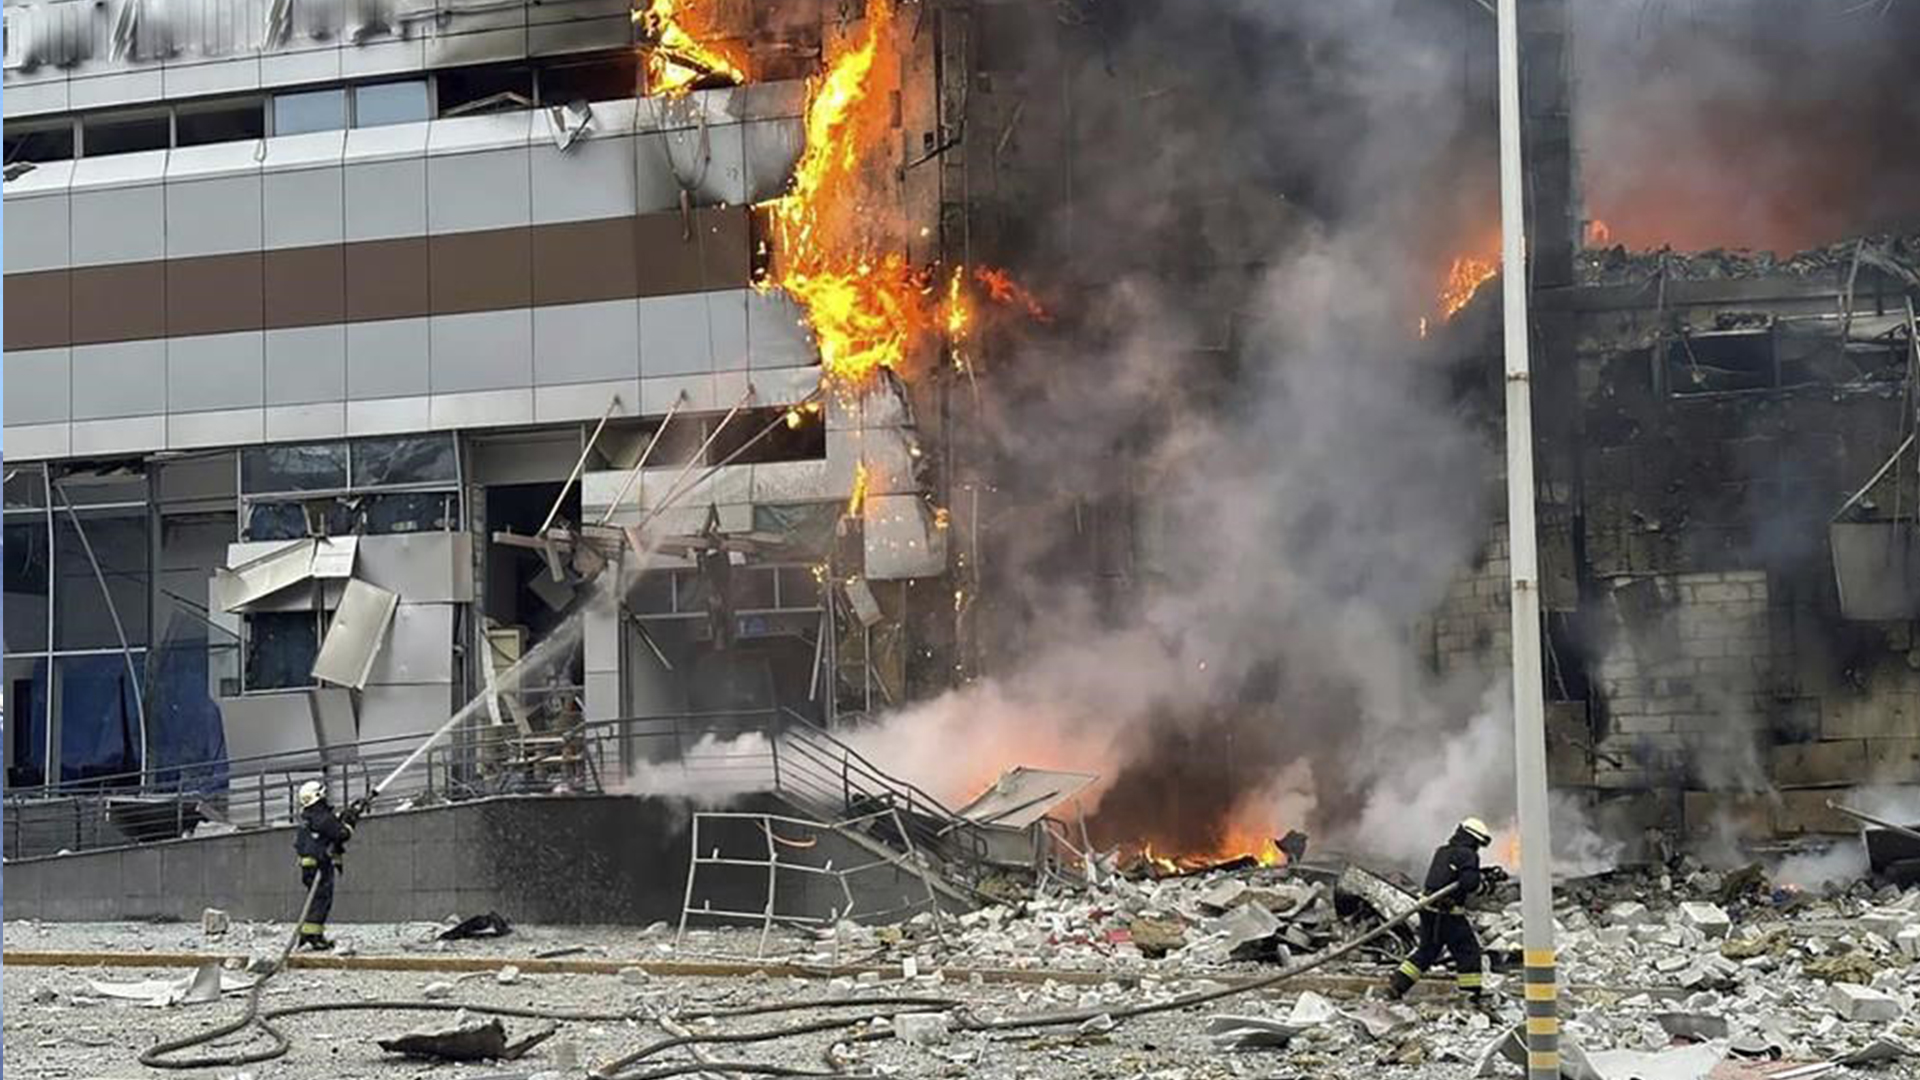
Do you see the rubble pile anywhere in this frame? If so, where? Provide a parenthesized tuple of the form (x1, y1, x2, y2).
(1576, 232, 1920, 288)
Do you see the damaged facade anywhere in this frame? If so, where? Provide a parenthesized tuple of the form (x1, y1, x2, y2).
(0, 0, 969, 823)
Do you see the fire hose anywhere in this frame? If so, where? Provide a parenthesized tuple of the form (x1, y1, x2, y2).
(590, 881, 1464, 1080)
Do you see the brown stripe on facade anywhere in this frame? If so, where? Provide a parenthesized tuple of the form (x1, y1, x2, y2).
(2, 206, 756, 351)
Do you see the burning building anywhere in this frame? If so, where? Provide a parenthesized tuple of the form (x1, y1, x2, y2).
(7, 0, 1920, 923)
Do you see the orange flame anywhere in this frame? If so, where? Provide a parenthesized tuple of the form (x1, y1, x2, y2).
(1440, 255, 1498, 320)
(974, 267, 1051, 323)
(635, 0, 747, 98)
(1585, 219, 1613, 247)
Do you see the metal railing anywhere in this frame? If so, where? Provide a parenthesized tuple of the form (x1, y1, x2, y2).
(2, 707, 990, 877)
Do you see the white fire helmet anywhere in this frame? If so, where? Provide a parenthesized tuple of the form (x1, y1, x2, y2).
(298, 780, 326, 809)
(1459, 817, 1493, 846)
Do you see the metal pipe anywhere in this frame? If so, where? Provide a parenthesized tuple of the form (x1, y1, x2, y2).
(597, 397, 684, 527)
(539, 394, 625, 537)
(52, 481, 150, 788)
(1826, 800, 1920, 844)
(1496, 2, 1558, 1078)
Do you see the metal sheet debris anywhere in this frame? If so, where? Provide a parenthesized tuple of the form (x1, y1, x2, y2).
(311, 578, 400, 690)
(954, 767, 1099, 829)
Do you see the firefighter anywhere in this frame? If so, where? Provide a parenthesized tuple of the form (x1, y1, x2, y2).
(1385, 816, 1508, 1003)
(293, 781, 369, 951)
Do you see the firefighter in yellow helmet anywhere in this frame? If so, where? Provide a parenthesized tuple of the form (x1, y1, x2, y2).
(293, 781, 367, 951)
(1386, 816, 1507, 1002)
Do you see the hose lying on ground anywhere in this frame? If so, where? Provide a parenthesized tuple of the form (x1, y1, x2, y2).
(592, 882, 1463, 1080)
(139, 873, 645, 1069)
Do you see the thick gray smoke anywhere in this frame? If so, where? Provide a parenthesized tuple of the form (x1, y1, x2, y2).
(847, 0, 1545, 874)
(1575, 0, 1920, 252)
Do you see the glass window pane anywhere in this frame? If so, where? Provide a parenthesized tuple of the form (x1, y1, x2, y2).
(5, 465, 48, 509)
(55, 653, 145, 783)
(5, 655, 51, 789)
(175, 99, 265, 147)
(273, 89, 348, 136)
(246, 611, 319, 691)
(82, 111, 170, 156)
(361, 492, 458, 535)
(53, 467, 148, 506)
(53, 509, 151, 651)
(2, 123, 75, 164)
(355, 80, 430, 127)
(351, 434, 458, 487)
(242, 443, 348, 494)
(5, 520, 52, 652)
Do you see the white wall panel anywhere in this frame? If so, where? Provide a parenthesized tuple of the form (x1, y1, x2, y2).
(168, 331, 266, 411)
(4, 194, 72, 273)
(4, 348, 72, 425)
(425, 147, 532, 233)
(165, 175, 265, 258)
(266, 325, 348, 405)
(430, 309, 532, 393)
(71, 340, 166, 420)
(344, 158, 428, 241)
(263, 167, 346, 248)
(346, 318, 431, 398)
(533, 298, 640, 385)
(70, 185, 167, 266)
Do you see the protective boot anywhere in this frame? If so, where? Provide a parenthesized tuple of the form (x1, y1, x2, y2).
(300, 933, 336, 952)
(1385, 961, 1422, 1000)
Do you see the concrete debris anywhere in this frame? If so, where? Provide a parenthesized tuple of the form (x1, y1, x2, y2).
(201, 908, 231, 937)
(1827, 983, 1902, 1022)
(618, 966, 650, 985)
(495, 964, 522, 985)
(1206, 899, 1280, 953)
(1584, 1040, 1727, 1080)
(892, 1011, 951, 1046)
(1196, 878, 1248, 912)
(1287, 990, 1339, 1026)
(1655, 1011, 1730, 1041)
(1678, 901, 1732, 939)
(1343, 1000, 1418, 1040)
(440, 912, 513, 941)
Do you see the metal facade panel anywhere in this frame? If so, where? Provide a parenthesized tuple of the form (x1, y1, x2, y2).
(863, 494, 947, 581)
(356, 683, 453, 748)
(346, 395, 431, 436)
(343, 158, 428, 241)
(263, 166, 346, 248)
(1833, 523, 1920, 620)
(213, 538, 316, 612)
(345, 318, 431, 398)
(530, 132, 638, 225)
(658, 122, 746, 206)
(365, 602, 453, 686)
(746, 290, 812, 369)
(425, 147, 533, 234)
(165, 175, 266, 259)
(632, 131, 691, 215)
(742, 118, 802, 204)
(265, 325, 348, 405)
(4, 193, 73, 273)
(167, 331, 267, 412)
(429, 309, 532, 393)
(3, 348, 73, 425)
(309, 687, 360, 765)
(71, 339, 167, 421)
(354, 533, 475, 603)
(638, 293, 713, 377)
(955, 767, 1099, 829)
(217, 691, 323, 770)
(168, 405, 265, 449)
(264, 402, 348, 442)
(312, 577, 400, 690)
(534, 378, 641, 424)
(430, 387, 533, 429)
(309, 537, 359, 579)
(708, 290, 749, 372)
(70, 184, 167, 267)
(533, 298, 641, 385)
(5, 422, 73, 460)
(69, 415, 167, 456)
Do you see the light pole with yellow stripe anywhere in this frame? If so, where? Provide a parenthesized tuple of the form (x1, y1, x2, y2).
(1494, 0, 1559, 1077)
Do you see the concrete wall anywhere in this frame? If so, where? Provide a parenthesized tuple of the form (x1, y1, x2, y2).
(2, 792, 947, 925)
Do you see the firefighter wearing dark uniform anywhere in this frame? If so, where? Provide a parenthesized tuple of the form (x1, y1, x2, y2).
(294, 781, 367, 951)
(1386, 816, 1507, 1002)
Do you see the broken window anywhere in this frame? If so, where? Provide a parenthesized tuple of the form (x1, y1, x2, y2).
(244, 610, 321, 692)
(3, 118, 75, 163)
(174, 97, 265, 147)
(361, 491, 458, 534)
(350, 434, 458, 487)
(4, 520, 51, 653)
(353, 80, 430, 127)
(243, 443, 349, 495)
(53, 508, 150, 652)
(1666, 327, 1777, 396)
(436, 63, 535, 117)
(710, 406, 828, 465)
(538, 52, 638, 104)
(82, 108, 170, 156)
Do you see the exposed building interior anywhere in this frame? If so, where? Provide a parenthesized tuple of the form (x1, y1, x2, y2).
(10, 1, 1920, 1073)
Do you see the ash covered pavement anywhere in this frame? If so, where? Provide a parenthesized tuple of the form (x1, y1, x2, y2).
(10, 853, 1920, 1079)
